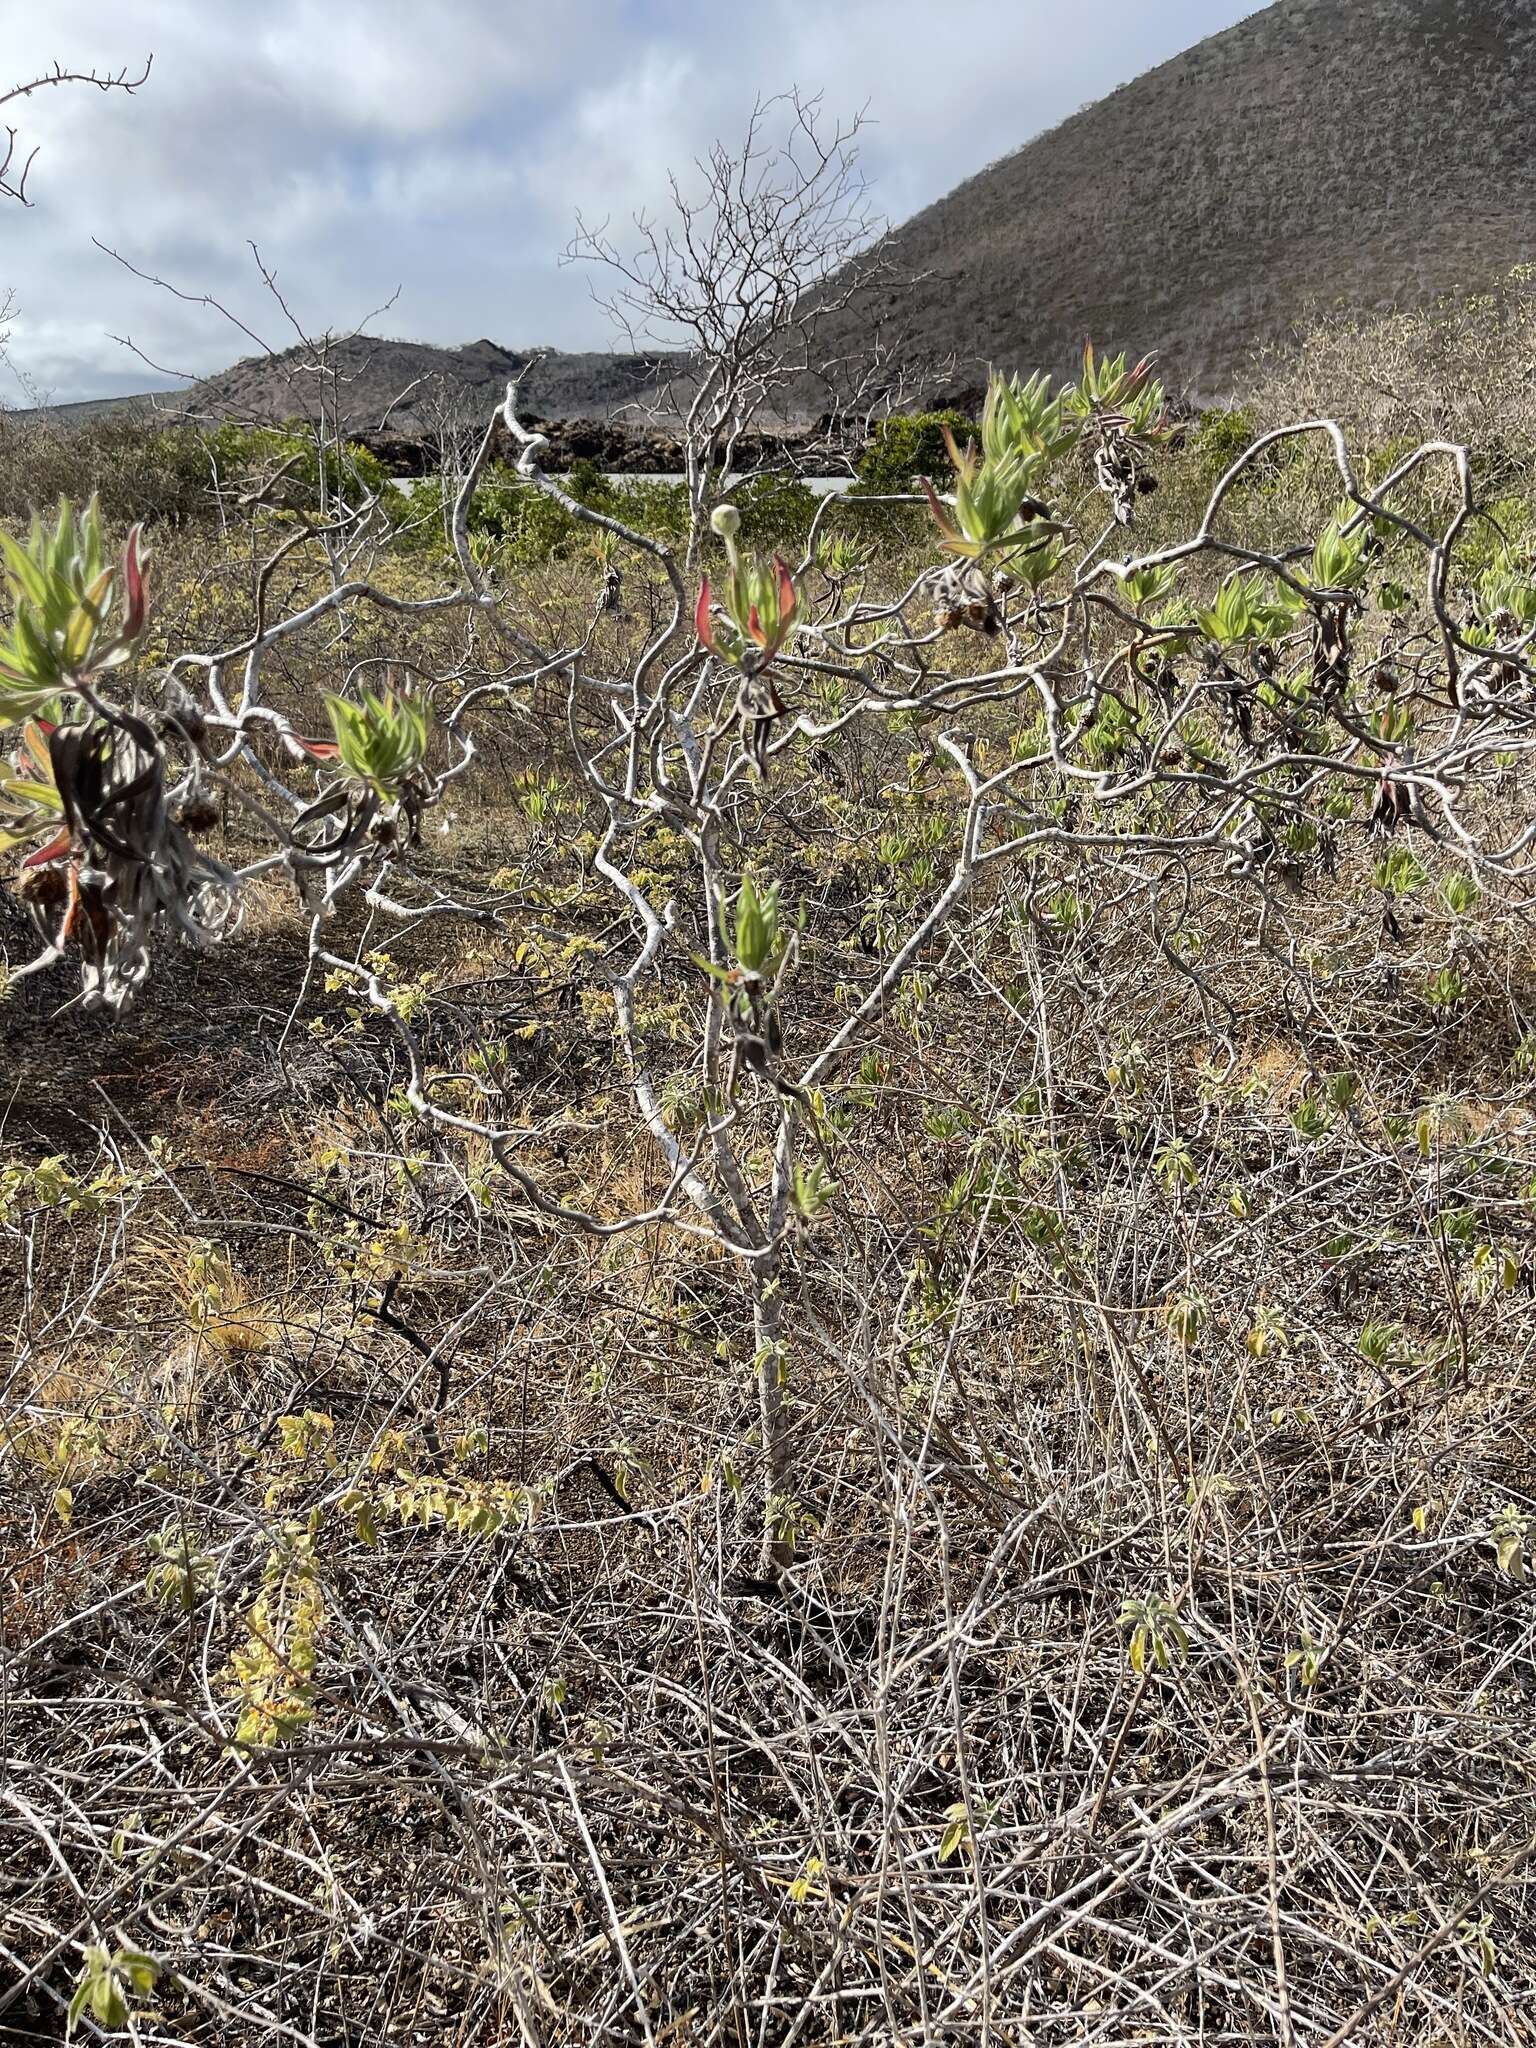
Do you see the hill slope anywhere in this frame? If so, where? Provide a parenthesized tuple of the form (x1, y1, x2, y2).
(821, 0, 1536, 402)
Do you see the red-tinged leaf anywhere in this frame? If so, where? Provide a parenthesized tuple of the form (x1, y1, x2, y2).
(121, 524, 148, 639)
(18, 720, 54, 778)
(19, 718, 57, 766)
(921, 477, 961, 543)
(285, 734, 342, 761)
(773, 556, 798, 628)
(940, 424, 977, 483)
(747, 604, 768, 649)
(21, 827, 71, 869)
(694, 578, 715, 651)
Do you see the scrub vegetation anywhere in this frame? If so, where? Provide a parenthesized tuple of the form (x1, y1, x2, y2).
(4, 106, 1536, 2048)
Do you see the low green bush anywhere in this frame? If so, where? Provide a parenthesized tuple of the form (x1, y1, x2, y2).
(855, 410, 977, 492)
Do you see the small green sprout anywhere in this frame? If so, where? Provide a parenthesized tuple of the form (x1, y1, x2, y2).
(921, 369, 1068, 562)
(315, 687, 431, 802)
(1065, 343, 1170, 434)
(1197, 571, 1291, 648)
(1117, 563, 1179, 609)
(723, 873, 786, 980)
(813, 532, 873, 578)
(68, 1942, 160, 2036)
(1489, 1504, 1529, 1580)
(1153, 1140, 1198, 1190)
(0, 496, 148, 723)
(1374, 845, 1425, 897)
(792, 1159, 837, 1221)
(1291, 1091, 1333, 1141)
(1245, 1304, 1289, 1358)
(938, 1796, 998, 1864)
(1356, 1320, 1400, 1370)
(1306, 510, 1370, 594)
(1462, 1913, 1498, 1979)
(1285, 1629, 1324, 1689)
(1119, 1592, 1190, 1675)
(1164, 1293, 1205, 1348)
(1424, 964, 1467, 1010)
(1476, 547, 1536, 633)
(1442, 870, 1481, 915)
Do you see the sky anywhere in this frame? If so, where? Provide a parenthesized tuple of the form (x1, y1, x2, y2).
(0, 0, 1253, 405)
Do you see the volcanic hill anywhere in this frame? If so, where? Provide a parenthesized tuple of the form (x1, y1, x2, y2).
(817, 0, 1536, 403)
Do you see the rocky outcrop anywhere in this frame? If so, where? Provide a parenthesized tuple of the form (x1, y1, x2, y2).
(366, 415, 836, 477)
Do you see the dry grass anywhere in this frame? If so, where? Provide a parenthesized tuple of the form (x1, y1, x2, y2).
(4, 789, 1536, 2044)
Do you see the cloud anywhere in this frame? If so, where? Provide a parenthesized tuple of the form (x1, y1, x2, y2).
(0, 0, 1249, 403)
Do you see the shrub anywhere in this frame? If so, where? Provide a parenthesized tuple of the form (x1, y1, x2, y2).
(8, 334, 1536, 2048)
(730, 471, 821, 551)
(1189, 405, 1259, 472)
(855, 408, 977, 491)
(0, 411, 215, 527)
(207, 421, 409, 523)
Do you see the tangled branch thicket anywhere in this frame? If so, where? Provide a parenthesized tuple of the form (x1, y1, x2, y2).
(4, 307, 1536, 2046)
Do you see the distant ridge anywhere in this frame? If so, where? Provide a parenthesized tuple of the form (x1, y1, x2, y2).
(8, 340, 697, 439)
(4, 391, 186, 426)
(176, 337, 695, 438)
(811, 0, 1536, 402)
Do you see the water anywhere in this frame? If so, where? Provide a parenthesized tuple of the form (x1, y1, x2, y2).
(393, 472, 858, 498)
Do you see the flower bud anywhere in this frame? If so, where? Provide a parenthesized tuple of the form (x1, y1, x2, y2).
(710, 504, 741, 539)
